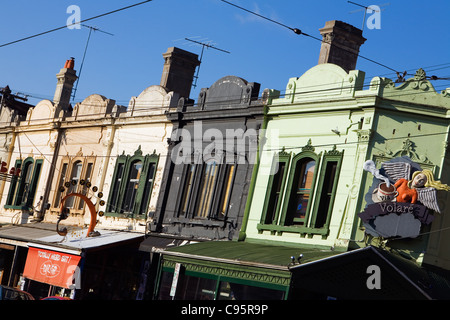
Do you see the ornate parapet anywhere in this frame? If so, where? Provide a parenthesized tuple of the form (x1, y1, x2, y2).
(371, 68, 450, 110)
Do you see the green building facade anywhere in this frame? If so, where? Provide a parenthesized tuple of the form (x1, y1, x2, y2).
(157, 63, 450, 300)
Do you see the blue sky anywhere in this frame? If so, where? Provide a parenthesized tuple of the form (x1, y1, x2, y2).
(1, 0, 450, 106)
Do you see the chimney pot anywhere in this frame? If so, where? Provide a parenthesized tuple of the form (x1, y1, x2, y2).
(64, 57, 75, 69)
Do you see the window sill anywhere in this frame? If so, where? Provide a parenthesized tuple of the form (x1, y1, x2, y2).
(167, 217, 225, 228)
(105, 212, 146, 220)
(4, 205, 32, 211)
(257, 223, 329, 236)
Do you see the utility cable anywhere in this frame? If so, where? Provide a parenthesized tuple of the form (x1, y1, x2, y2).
(0, 0, 153, 48)
(220, 0, 399, 74)
(1, 77, 448, 126)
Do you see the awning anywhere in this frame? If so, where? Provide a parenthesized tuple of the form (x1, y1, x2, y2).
(32, 227, 144, 254)
(161, 240, 340, 268)
(0, 222, 144, 254)
(160, 241, 341, 289)
(159, 241, 450, 299)
(23, 247, 81, 289)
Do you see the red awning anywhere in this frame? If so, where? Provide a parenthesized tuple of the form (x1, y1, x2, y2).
(23, 247, 81, 289)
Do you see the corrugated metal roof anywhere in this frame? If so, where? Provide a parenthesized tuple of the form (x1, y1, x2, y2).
(0, 223, 58, 246)
(163, 240, 341, 268)
(0, 223, 144, 254)
(31, 228, 143, 253)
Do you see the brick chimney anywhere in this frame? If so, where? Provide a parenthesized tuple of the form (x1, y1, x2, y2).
(160, 47, 200, 99)
(318, 20, 366, 72)
(53, 57, 77, 111)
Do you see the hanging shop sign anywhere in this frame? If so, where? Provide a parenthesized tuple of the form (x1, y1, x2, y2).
(23, 247, 81, 289)
(359, 157, 450, 238)
(0, 161, 21, 182)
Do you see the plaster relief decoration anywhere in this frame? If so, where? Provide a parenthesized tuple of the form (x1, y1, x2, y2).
(359, 156, 450, 239)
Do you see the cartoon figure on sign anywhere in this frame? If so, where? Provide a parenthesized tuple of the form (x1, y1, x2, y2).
(360, 157, 450, 239)
(382, 162, 450, 213)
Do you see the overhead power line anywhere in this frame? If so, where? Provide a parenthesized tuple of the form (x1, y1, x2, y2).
(3, 75, 449, 125)
(220, 0, 400, 74)
(72, 24, 115, 102)
(0, 0, 153, 48)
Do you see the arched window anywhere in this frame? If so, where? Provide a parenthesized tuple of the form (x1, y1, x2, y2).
(121, 160, 143, 214)
(15, 159, 34, 206)
(285, 157, 316, 226)
(177, 159, 237, 220)
(195, 161, 219, 218)
(106, 147, 159, 219)
(5, 157, 43, 209)
(64, 161, 82, 209)
(52, 155, 95, 213)
(261, 151, 291, 225)
(258, 142, 343, 236)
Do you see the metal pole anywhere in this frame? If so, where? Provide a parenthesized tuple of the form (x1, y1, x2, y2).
(7, 246, 19, 287)
(72, 27, 93, 102)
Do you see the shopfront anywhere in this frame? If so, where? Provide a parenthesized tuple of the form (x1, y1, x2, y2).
(155, 241, 340, 300)
(22, 246, 81, 299)
(0, 222, 144, 299)
(0, 223, 57, 288)
(156, 242, 450, 300)
(157, 265, 288, 300)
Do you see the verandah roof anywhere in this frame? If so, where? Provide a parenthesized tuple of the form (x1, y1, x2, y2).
(162, 240, 341, 269)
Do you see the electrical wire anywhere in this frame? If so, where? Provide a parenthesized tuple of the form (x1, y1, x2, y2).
(2, 75, 449, 127)
(5, 127, 450, 164)
(8, 59, 450, 105)
(0, 0, 153, 48)
(220, 0, 400, 74)
(6, 114, 450, 215)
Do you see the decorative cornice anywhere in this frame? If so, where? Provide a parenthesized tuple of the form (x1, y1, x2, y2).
(376, 138, 432, 164)
(163, 259, 290, 286)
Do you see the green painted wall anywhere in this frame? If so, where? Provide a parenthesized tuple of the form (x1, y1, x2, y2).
(244, 63, 450, 269)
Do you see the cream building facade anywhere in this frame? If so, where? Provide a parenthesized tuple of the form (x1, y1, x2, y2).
(0, 47, 199, 234)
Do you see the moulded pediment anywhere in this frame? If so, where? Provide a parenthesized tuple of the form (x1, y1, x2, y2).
(73, 94, 115, 119)
(282, 63, 364, 103)
(27, 99, 55, 123)
(128, 85, 179, 115)
(197, 75, 260, 111)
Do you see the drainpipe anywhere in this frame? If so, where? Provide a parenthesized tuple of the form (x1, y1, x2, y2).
(98, 118, 117, 195)
(35, 122, 63, 221)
